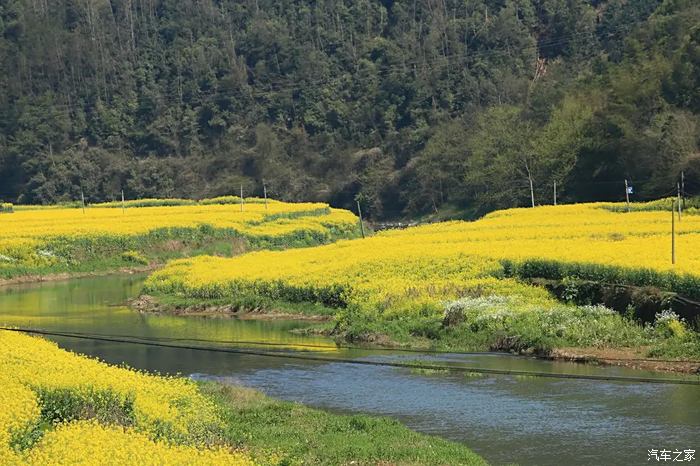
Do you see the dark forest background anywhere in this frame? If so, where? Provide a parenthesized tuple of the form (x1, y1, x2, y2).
(0, 0, 698, 218)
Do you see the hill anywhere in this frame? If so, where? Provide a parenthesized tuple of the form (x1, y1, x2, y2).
(0, 0, 698, 218)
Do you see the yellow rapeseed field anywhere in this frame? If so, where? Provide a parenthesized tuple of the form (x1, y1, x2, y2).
(0, 330, 253, 465)
(0, 199, 358, 270)
(0, 201, 355, 243)
(146, 202, 700, 317)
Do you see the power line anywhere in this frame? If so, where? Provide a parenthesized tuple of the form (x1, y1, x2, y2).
(28, 327, 700, 365)
(3, 327, 699, 386)
(18, 328, 500, 356)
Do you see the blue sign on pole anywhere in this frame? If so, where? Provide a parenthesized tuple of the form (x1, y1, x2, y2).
(626, 186, 634, 195)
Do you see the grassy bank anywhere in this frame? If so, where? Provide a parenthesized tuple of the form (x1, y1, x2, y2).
(138, 289, 700, 364)
(0, 199, 360, 280)
(201, 383, 486, 466)
(144, 202, 700, 361)
(0, 330, 486, 465)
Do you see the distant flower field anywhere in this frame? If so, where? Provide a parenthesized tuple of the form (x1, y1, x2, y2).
(148, 202, 700, 317)
(0, 199, 359, 278)
(0, 330, 253, 465)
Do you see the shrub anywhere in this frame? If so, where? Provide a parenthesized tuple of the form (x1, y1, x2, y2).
(121, 250, 149, 265)
(34, 387, 135, 427)
(442, 296, 648, 352)
(653, 310, 687, 338)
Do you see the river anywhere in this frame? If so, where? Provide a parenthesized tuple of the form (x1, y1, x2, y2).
(0, 274, 698, 466)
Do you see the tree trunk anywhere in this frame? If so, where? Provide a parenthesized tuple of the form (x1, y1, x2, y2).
(524, 161, 535, 207)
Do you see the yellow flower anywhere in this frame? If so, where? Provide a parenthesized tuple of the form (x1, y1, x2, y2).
(24, 421, 253, 466)
(0, 331, 255, 464)
(147, 202, 700, 318)
(0, 200, 358, 266)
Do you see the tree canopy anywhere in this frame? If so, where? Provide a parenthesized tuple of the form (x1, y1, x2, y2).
(0, 0, 698, 218)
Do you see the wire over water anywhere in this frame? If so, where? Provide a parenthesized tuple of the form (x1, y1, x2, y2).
(2, 327, 699, 386)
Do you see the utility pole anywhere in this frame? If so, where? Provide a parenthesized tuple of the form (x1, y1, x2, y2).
(624, 179, 630, 212)
(677, 182, 682, 222)
(553, 181, 557, 206)
(356, 199, 365, 239)
(121, 189, 125, 214)
(672, 199, 676, 265)
(263, 182, 268, 210)
(80, 189, 86, 214)
(240, 184, 244, 212)
(681, 171, 686, 210)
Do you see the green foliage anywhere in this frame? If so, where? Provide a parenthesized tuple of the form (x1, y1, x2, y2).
(200, 196, 268, 205)
(11, 387, 136, 451)
(34, 387, 136, 427)
(444, 297, 649, 352)
(10, 388, 136, 451)
(501, 258, 700, 301)
(653, 310, 689, 339)
(0, 203, 13, 213)
(603, 197, 700, 213)
(0, 1, 698, 218)
(120, 250, 149, 266)
(0, 219, 359, 280)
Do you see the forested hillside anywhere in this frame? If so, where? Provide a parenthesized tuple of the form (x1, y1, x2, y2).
(0, 0, 698, 218)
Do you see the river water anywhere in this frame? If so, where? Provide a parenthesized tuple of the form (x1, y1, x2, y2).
(0, 274, 698, 466)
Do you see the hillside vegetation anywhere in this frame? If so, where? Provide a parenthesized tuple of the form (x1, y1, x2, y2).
(0, 0, 698, 218)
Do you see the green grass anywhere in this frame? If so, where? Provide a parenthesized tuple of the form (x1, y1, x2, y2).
(200, 382, 487, 466)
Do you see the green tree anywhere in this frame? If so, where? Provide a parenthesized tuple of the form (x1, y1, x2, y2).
(466, 106, 540, 208)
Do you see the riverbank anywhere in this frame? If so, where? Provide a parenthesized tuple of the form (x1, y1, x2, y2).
(0, 265, 159, 287)
(131, 292, 700, 375)
(0, 330, 486, 465)
(200, 382, 487, 465)
(130, 294, 334, 321)
(550, 347, 700, 375)
(143, 203, 700, 369)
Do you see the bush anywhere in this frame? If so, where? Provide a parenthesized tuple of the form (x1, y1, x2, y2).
(0, 202, 13, 213)
(442, 296, 649, 352)
(653, 310, 687, 339)
(35, 387, 136, 426)
(602, 197, 700, 213)
(502, 258, 700, 301)
(199, 196, 268, 205)
(121, 250, 149, 265)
